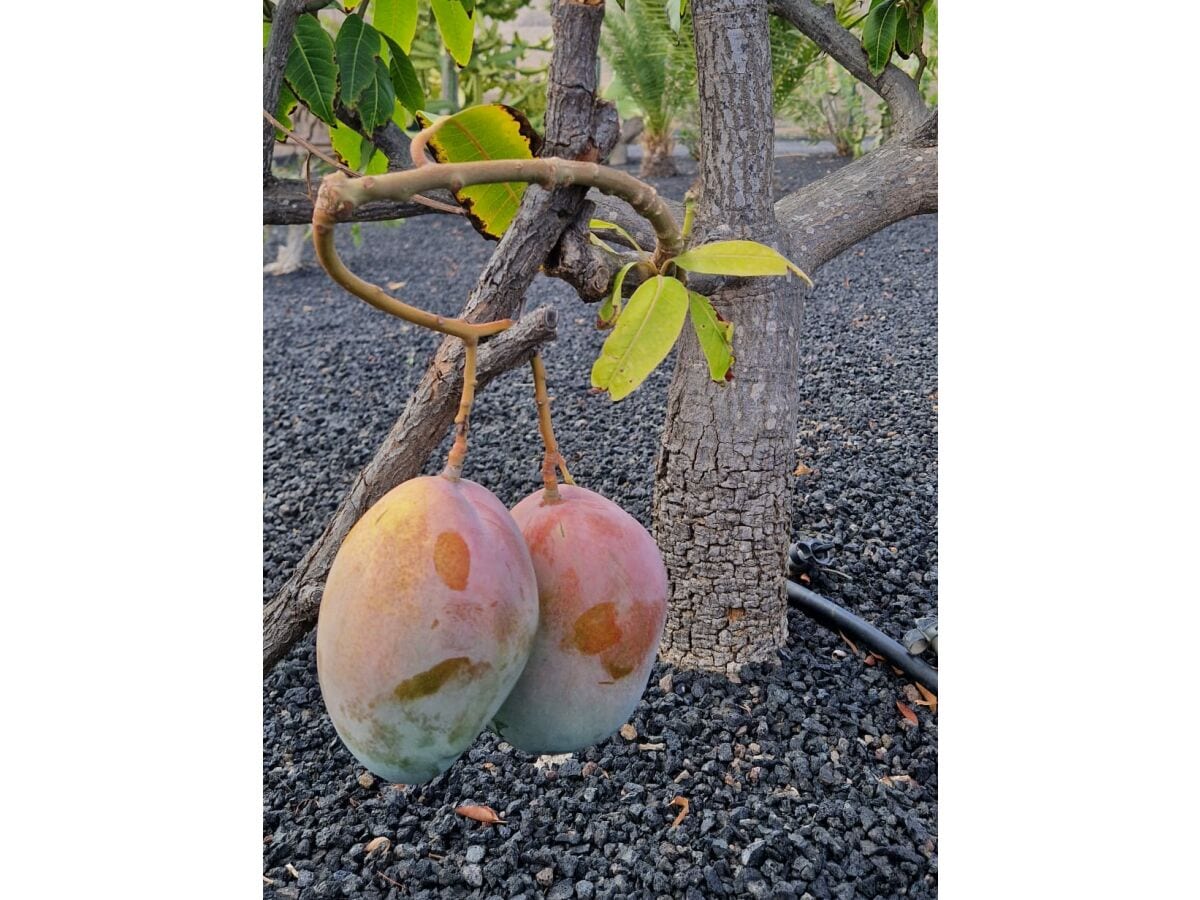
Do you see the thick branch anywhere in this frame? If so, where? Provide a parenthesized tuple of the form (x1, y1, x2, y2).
(770, 0, 927, 133)
(263, 0, 306, 183)
(775, 109, 937, 272)
(262, 307, 560, 671)
(264, 178, 456, 225)
(264, 0, 612, 671)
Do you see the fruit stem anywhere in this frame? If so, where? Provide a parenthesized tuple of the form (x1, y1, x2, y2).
(531, 353, 574, 500)
(311, 218, 512, 342)
(443, 338, 478, 480)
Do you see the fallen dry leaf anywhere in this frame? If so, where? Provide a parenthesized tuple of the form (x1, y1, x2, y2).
(263, 876, 275, 886)
(286, 863, 300, 879)
(455, 805, 505, 825)
(365, 836, 391, 856)
(386, 281, 406, 291)
(838, 631, 861, 656)
(638, 742, 666, 751)
(896, 701, 919, 726)
(673, 770, 691, 783)
(864, 653, 879, 667)
(670, 796, 690, 828)
(482, 762, 497, 772)
(619, 723, 638, 741)
(793, 462, 813, 477)
(915, 683, 938, 714)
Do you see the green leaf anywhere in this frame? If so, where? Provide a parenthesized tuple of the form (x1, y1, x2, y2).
(360, 137, 389, 175)
(591, 275, 689, 401)
(862, 0, 900, 77)
(589, 218, 645, 254)
(263, 20, 271, 48)
(354, 56, 397, 133)
(335, 13, 382, 107)
(895, 6, 923, 58)
(330, 118, 365, 169)
(431, 0, 475, 66)
(687, 291, 735, 382)
(382, 35, 425, 115)
(274, 82, 298, 141)
(669, 240, 814, 287)
(598, 261, 640, 328)
(375, 0, 418, 53)
(415, 104, 543, 239)
(285, 15, 337, 125)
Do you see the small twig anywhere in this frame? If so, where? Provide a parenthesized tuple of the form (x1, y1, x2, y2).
(377, 871, 403, 889)
(263, 109, 463, 215)
(264, 108, 357, 176)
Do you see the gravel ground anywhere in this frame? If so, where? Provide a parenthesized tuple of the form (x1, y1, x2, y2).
(264, 155, 938, 899)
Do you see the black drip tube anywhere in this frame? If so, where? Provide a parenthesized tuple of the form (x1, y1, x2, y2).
(786, 579, 939, 695)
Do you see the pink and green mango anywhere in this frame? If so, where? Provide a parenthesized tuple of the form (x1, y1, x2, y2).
(493, 484, 668, 754)
(316, 475, 538, 783)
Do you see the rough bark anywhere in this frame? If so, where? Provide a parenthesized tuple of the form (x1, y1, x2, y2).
(769, 0, 928, 133)
(264, 0, 614, 671)
(777, 110, 937, 271)
(262, 307, 559, 669)
(652, 0, 801, 674)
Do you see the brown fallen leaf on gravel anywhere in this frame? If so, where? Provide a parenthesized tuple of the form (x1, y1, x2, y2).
(638, 742, 666, 751)
(670, 796, 690, 828)
(455, 805, 505, 825)
(864, 653, 879, 666)
(838, 631, 861, 656)
(896, 701, 919, 726)
(915, 683, 938, 714)
(365, 836, 391, 856)
(619, 723, 638, 741)
(793, 462, 813, 476)
(286, 863, 300, 879)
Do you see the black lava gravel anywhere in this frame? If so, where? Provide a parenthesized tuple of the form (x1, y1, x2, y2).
(264, 155, 938, 899)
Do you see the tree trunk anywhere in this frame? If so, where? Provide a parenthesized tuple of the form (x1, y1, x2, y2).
(638, 132, 678, 177)
(652, 0, 800, 674)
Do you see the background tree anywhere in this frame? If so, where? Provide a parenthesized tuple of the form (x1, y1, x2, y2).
(263, 0, 938, 676)
(599, 0, 695, 176)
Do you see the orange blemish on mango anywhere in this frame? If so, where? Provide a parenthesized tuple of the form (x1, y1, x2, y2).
(568, 602, 622, 654)
(434, 531, 470, 590)
(392, 657, 490, 701)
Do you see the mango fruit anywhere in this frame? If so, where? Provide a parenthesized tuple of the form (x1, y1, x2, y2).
(492, 484, 668, 754)
(316, 475, 538, 783)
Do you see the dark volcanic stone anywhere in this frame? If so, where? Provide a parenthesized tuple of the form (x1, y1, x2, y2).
(263, 155, 938, 900)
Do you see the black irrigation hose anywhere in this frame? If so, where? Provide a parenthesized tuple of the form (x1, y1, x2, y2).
(786, 580, 939, 695)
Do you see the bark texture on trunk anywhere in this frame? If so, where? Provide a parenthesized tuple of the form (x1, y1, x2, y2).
(652, 0, 801, 674)
(264, 0, 613, 671)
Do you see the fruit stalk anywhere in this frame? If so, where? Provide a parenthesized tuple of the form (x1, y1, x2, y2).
(530, 353, 574, 499)
(443, 339, 479, 479)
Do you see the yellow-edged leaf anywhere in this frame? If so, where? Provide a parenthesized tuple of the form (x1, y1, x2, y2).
(670, 240, 813, 287)
(591, 275, 688, 401)
(415, 104, 542, 239)
(687, 291, 734, 382)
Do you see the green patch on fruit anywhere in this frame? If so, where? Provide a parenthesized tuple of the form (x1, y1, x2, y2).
(392, 657, 490, 701)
